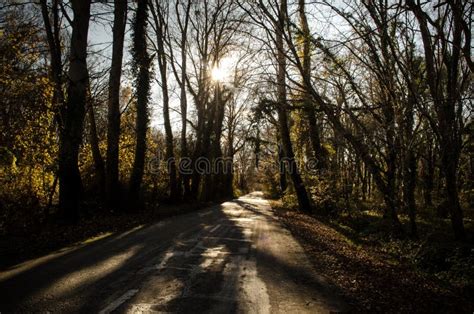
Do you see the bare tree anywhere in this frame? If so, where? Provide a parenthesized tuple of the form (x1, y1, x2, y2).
(169, 0, 192, 198)
(58, 0, 92, 222)
(39, 0, 63, 127)
(106, 0, 127, 210)
(297, 0, 327, 170)
(275, 0, 311, 211)
(149, 0, 179, 201)
(407, 0, 472, 239)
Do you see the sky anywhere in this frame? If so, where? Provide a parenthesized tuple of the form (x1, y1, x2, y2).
(86, 1, 348, 133)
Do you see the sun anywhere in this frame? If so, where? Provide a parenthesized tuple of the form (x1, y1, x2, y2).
(211, 65, 226, 82)
(211, 54, 238, 84)
(210, 56, 237, 82)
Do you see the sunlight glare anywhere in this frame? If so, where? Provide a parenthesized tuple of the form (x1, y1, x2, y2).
(211, 65, 226, 82)
(210, 56, 236, 82)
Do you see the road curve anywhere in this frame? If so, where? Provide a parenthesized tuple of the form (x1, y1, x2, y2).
(0, 192, 347, 313)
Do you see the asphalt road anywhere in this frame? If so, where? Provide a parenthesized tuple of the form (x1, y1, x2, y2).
(0, 192, 347, 313)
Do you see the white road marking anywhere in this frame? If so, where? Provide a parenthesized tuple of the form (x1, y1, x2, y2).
(209, 224, 221, 233)
(229, 217, 254, 222)
(155, 252, 176, 270)
(99, 289, 139, 314)
(202, 236, 252, 243)
(243, 229, 253, 238)
(198, 210, 213, 217)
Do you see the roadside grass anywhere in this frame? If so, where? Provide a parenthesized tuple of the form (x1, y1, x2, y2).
(271, 199, 474, 313)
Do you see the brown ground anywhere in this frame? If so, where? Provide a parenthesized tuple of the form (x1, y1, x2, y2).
(271, 200, 473, 313)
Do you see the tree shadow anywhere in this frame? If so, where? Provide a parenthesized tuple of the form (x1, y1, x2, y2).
(0, 197, 350, 313)
(0, 208, 219, 312)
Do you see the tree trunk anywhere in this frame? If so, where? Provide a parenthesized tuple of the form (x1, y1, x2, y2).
(362, 164, 368, 201)
(160, 63, 179, 201)
(200, 94, 217, 201)
(151, 3, 178, 201)
(58, 0, 91, 223)
(384, 104, 402, 231)
(311, 95, 403, 231)
(40, 0, 63, 214)
(40, 0, 63, 127)
(190, 112, 205, 198)
(407, 0, 466, 239)
(305, 108, 327, 170)
(443, 136, 465, 239)
(223, 134, 234, 198)
(177, 0, 191, 199)
(401, 93, 418, 237)
(210, 83, 226, 199)
(298, 0, 327, 170)
(404, 150, 417, 237)
(129, 0, 151, 206)
(190, 78, 208, 199)
(87, 98, 105, 198)
(278, 143, 287, 193)
(222, 100, 237, 199)
(276, 0, 311, 212)
(106, 0, 127, 211)
(421, 137, 434, 207)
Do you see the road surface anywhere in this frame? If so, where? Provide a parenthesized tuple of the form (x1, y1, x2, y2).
(0, 192, 347, 313)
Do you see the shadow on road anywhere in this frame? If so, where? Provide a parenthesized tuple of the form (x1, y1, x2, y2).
(0, 196, 349, 313)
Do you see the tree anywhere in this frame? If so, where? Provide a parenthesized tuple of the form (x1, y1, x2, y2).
(0, 5, 57, 224)
(407, 0, 471, 239)
(128, 0, 151, 206)
(277, 0, 405, 229)
(182, 0, 243, 201)
(106, 0, 127, 210)
(297, 0, 327, 171)
(39, 0, 63, 127)
(149, 0, 179, 201)
(58, 0, 92, 223)
(173, 0, 192, 198)
(87, 80, 106, 199)
(274, 0, 311, 212)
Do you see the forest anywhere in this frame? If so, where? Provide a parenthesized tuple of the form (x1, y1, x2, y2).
(0, 0, 473, 312)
